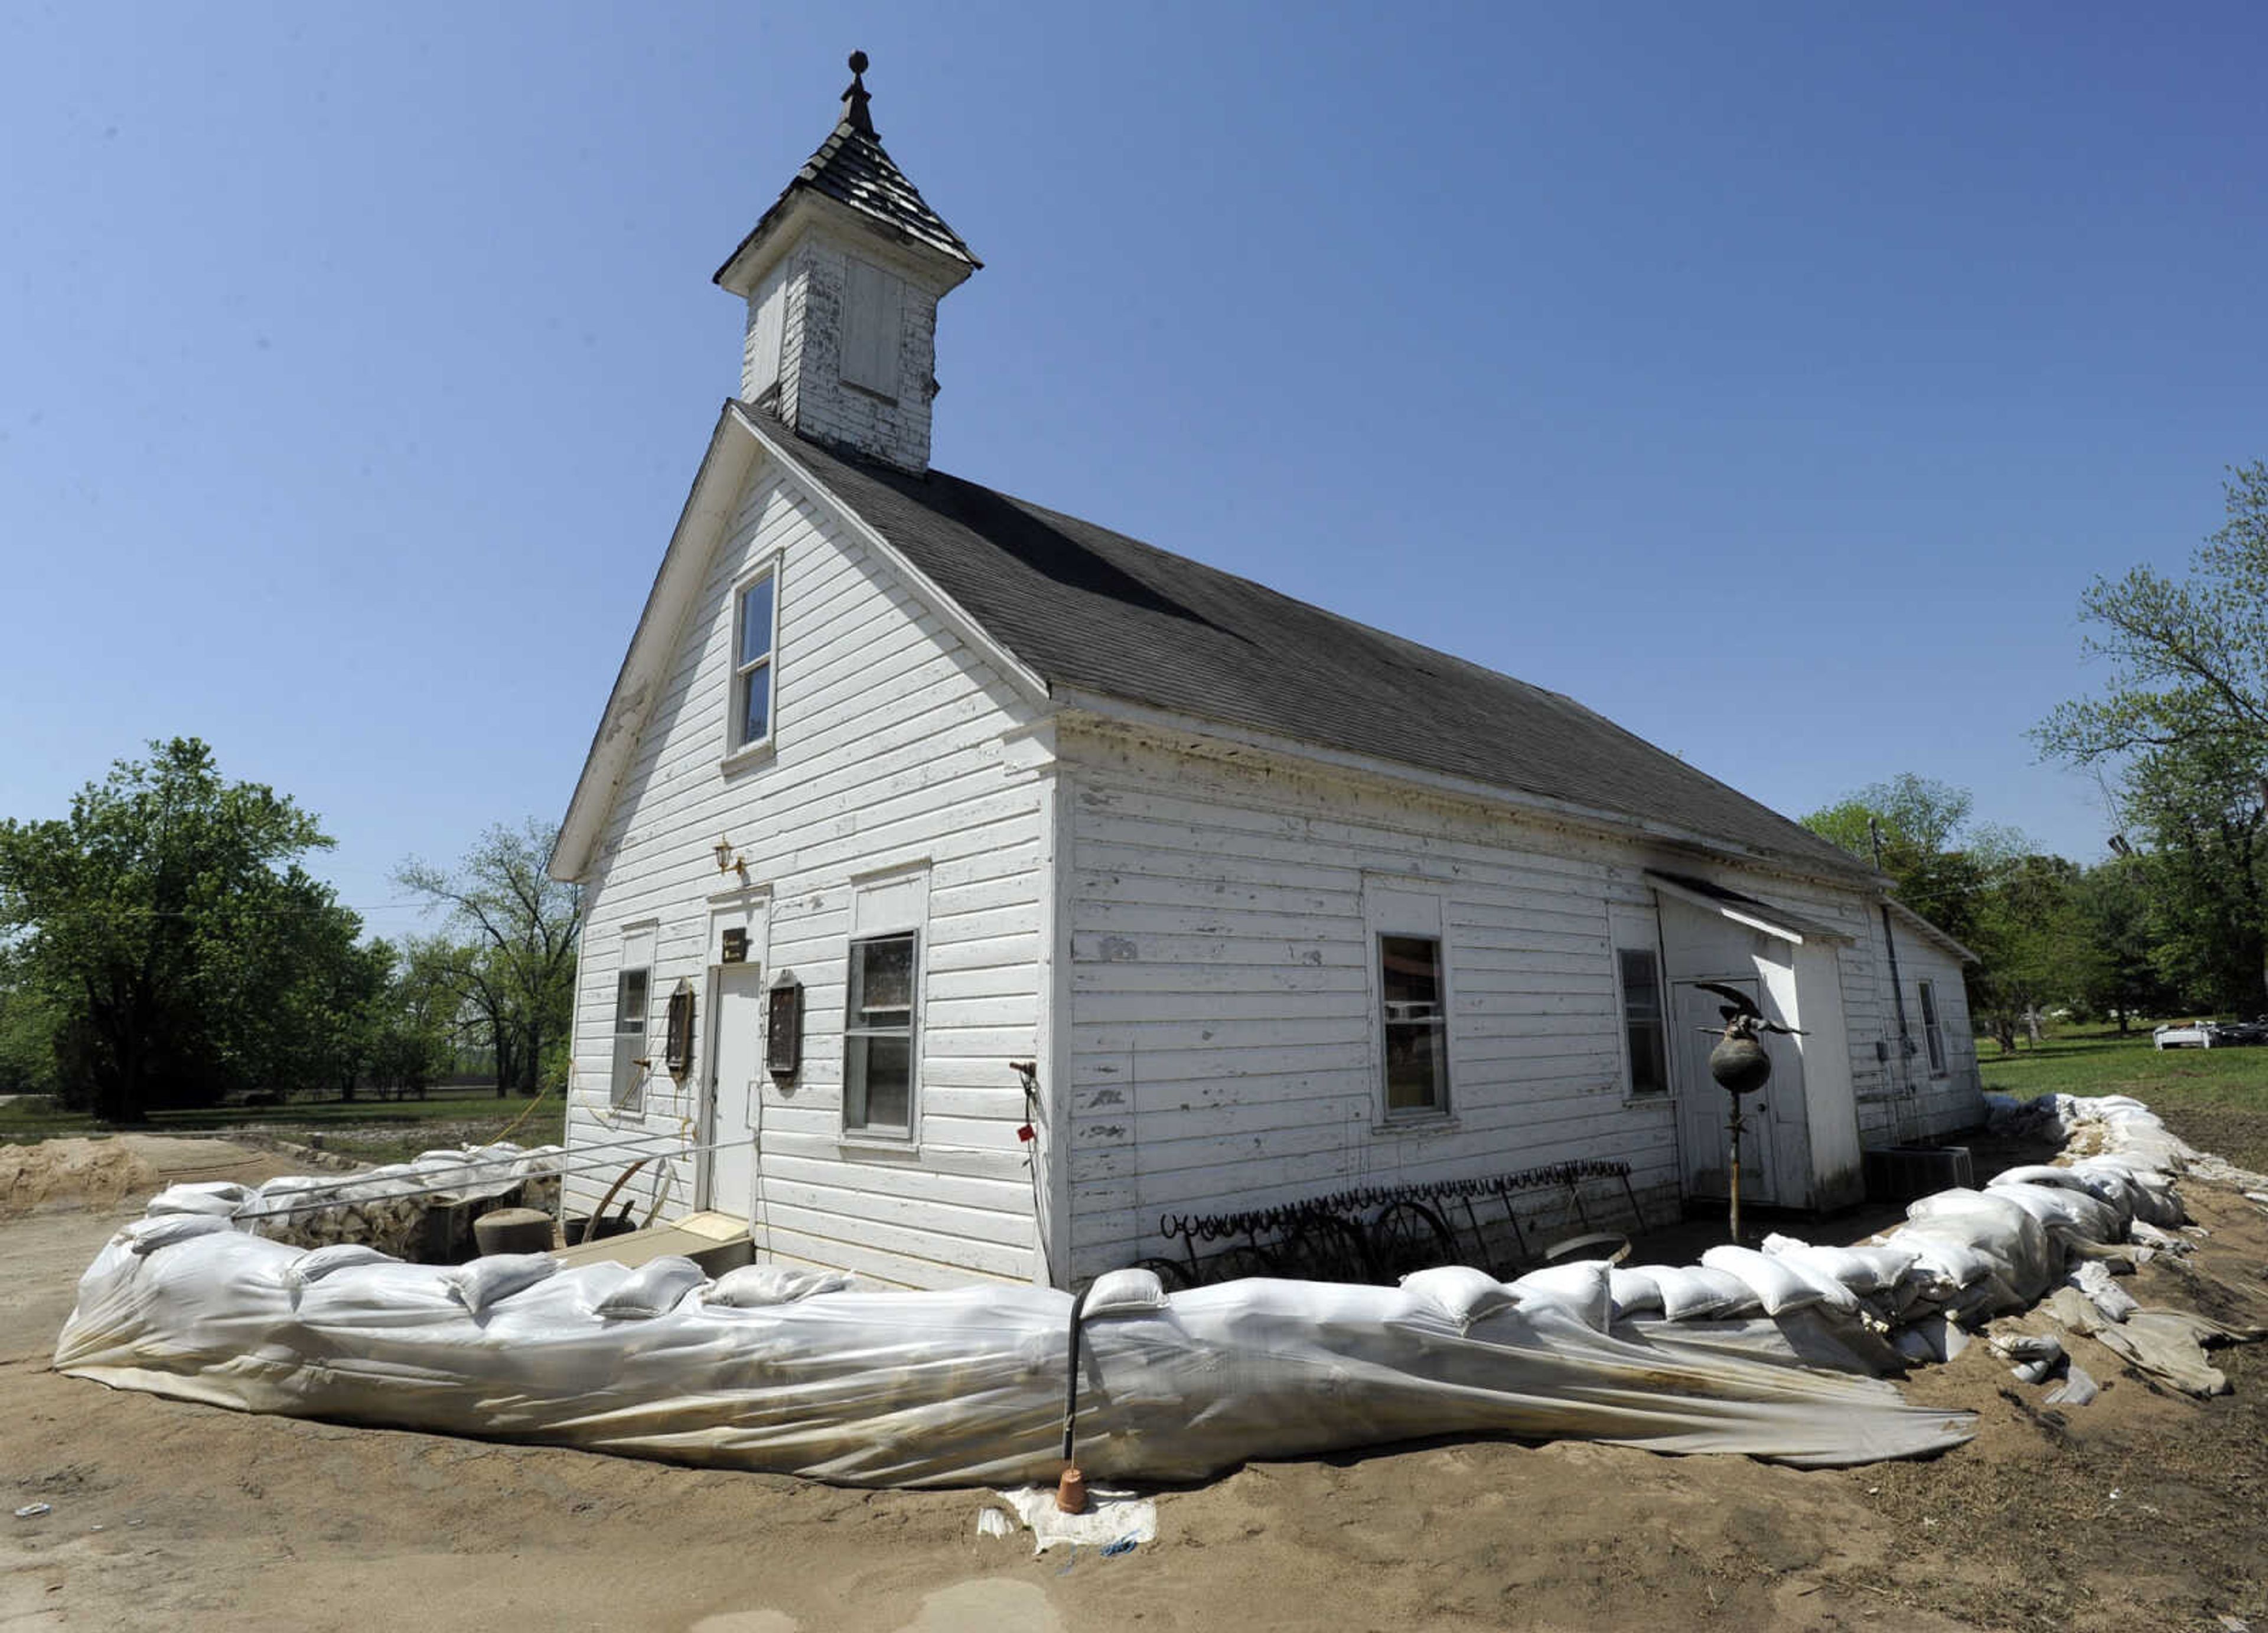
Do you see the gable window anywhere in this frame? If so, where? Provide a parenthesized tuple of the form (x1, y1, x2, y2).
(844, 931, 918, 1136)
(1618, 947, 1669, 1096)
(1918, 980, 1947, 1076)
(732, 569, 777, 751)
(611, 967, 650, 1111)
(1379, 934, 1448, 1116)
(839, 258, 903, 400)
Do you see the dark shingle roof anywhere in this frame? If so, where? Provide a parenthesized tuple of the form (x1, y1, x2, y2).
(715, 119, 979, 282)
(753, 410, 1872, 882)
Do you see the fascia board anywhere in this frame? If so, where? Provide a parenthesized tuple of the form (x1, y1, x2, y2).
(1885, 898, 1982, 965)
(1644, 872, 1856, 947)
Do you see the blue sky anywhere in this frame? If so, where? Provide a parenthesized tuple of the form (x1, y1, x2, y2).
(4, 3, 2263, 939)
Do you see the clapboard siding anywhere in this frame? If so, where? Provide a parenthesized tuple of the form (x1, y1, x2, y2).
(563, 452, 1048, 1288)
(1060, 729, 1684, 1277)
(1056, 725, 1982, 1278)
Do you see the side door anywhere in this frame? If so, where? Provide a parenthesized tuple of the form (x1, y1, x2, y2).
(703, 962, 765, 1221)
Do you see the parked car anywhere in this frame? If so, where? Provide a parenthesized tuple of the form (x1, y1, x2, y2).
(2208, 1018, 2268, 1047)
(2154, 1021, 2212, 1049)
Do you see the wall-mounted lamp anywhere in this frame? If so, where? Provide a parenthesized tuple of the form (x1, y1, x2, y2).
(712, 834, 749, 882)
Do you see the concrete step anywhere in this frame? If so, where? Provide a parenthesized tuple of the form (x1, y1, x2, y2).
(553, 1209, 754, 1275)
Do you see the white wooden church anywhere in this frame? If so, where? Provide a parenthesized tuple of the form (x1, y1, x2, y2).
(549, 56, 1984, 1289)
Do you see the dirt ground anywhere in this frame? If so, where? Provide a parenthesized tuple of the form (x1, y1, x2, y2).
(4, 1134, 2266, 1633)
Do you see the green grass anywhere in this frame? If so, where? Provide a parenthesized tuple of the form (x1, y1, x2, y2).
(1980, 1023, 2268, 1172)
(0, 1083, 568, 1165)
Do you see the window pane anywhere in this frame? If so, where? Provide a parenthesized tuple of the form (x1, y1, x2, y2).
(739, 576, 774, 667)
(1618, 948, 1661, 1020)
(739, 661, 771, 745)
(846, 1034, 913, 1132)
(1380, 936, 1441, 1015)
(1384, 1021, 1445, 1112)
(850, 934, 915, 1022)
(1627, 1022, 1668, 1095)
(615, 969, 647, 1034)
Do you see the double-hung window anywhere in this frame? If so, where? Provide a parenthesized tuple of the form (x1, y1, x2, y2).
(610, 968, 649, 1111)
(1618, 947, 1670, 1096)
(844, 931, 918, 1136)
(1379, 934, 1448, 1116)
(1918, 980, 1947, 1076)
(732, 569, 777, 752)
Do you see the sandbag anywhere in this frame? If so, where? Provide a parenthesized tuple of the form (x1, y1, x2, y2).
(1083, 1267, 1170, 1316)
(123, 1214, 234, 1254)
(1986, 1181, 2123, 1249)
(1507, 1262, 1613, 1332)
(706, 1264, 855, 1307)
(592, 1256, 707, 1320)
(1606, 1266, 1664, 1320)
(284, 1244, 398, 1289)
(1647, 1264, 1761, 1322)
(1400, 1266, 1517, 1329)
(447, 1253, 558, 1315)
(145, 1182, 253, 1217)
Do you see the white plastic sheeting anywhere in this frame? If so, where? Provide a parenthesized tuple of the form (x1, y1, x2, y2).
(50, 1091, 2223, 1485)
(54, 1229, 1976, 1482)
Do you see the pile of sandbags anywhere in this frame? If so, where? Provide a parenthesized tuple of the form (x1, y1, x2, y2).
(158, 1143, 568, 1260)
(49, 1093, 2250, 1486)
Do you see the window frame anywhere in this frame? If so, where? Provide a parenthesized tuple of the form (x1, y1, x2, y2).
(726, 562, 781, 760)
(610, 966, 650, 1112)
(1375, 930, 1451, 1120)
(842, 929, 921, 1139)
(1917, 979, 1948, 1077)
(1615, 944, 1671, 1098)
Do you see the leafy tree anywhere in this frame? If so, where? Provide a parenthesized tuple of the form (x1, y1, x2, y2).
(0, 739, 361, 1120)
(2071, 858, 2178, 1031)
(1965, 854, 2099, 1051)
(396, 822, 580, 1098)
(2038, 461, 2268, 766)
(2036, 462, 2268, 1009)
(0, 976, 61, 1096)
(2117, 736, 2267, 1011)
(1801, 774, 2019, 948)
(363, 937, 461, 1100)
(1804, 777, 2100, 1050)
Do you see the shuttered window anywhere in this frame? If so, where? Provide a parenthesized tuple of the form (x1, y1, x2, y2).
(839, 258, 903, 400)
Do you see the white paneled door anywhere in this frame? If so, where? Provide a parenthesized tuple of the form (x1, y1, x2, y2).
(704, 963, 764, 1220)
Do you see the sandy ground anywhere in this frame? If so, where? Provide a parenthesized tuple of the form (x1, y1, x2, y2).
(3, 1136, 2266, 1632)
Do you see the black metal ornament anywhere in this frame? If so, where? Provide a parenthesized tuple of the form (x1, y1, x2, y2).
(1693, 981, 1804, 1241)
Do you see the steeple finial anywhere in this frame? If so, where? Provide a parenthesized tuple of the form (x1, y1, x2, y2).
(842, 50, 875, 139)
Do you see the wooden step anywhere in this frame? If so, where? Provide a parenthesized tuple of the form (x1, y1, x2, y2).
(553, 1210, 754, 1275)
